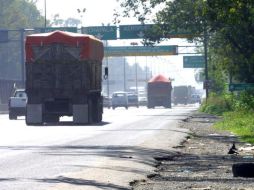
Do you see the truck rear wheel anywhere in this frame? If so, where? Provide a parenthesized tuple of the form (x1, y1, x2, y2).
(9, 111, 17, 120)
(43, 114, 59, 123)
(26, 104, 43, 125)
(73, 104, 89, 124)
(89, 96, 102, 123)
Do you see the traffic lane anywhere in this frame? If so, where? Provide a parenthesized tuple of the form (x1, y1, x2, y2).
(45, 106, 195, 190)
(0, 106, 196, 190)
(0, 106, 193, 159)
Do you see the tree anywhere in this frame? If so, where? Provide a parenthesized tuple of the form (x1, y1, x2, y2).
(0, 0, 45, 81)
(0, 0, 44, 29)
(116, 0, 254, 86)
(51, 14, 81, 27)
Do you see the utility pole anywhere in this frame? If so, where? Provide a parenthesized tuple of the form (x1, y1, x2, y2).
(44, 0, 47, 28)
(123, 57, 126, 91)
(20, 29, 25, 87)
(130, 42, 138, 94)
(204, 24, 209, 101)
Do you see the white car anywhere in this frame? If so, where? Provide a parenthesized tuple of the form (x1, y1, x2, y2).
(111, 91, 128, 109)
(8, 89, 27, 120)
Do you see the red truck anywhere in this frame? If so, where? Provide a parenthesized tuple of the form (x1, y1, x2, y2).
(25, 31, 105, 125)
(147, 74, 172, 108)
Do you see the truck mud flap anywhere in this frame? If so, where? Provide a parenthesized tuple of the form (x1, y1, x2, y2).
(73, 104, 88, 124)
(26, 104, 43, 125)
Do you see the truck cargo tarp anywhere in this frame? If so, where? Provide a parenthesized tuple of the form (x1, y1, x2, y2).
(148, 74, 171, 83)
(25, 30, 104, 62)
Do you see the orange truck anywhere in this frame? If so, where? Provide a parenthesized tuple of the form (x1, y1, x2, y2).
(147, 74, 172, 108)
(25, 31, 105, 125)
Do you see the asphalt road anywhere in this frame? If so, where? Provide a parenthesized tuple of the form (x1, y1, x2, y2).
(0, 105, 198, 190)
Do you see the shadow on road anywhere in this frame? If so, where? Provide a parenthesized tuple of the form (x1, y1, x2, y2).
(36, 176, 128, 190)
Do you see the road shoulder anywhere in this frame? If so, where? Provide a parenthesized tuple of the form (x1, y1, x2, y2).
(131, 112, 254, 190)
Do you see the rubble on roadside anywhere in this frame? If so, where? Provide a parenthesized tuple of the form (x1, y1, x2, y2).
(131, 112, 254, 190)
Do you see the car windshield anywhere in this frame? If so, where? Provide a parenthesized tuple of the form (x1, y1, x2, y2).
(15, 91, 27, 98)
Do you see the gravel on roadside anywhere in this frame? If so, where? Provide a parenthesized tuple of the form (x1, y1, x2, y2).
(131, 112, 254, 190)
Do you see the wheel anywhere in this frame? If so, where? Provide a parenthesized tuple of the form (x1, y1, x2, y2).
(147, 104, 152, 109)
(9, 111, 17, 120)
(93, 96, 102, 123)
(43, 114, 59, 123)
(232, 163, 254, 177)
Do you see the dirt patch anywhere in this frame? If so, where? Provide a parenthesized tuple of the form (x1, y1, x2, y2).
(131, 112, 254, 190)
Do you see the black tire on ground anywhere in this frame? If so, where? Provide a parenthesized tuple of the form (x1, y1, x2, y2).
(232, 163, 254, 178)
(147, 102, 153, 109)
(93, 96, 102, 123)
(88, 99, 93, 124)
(9, 112, 17, 120)
(43, 115, 59, 123)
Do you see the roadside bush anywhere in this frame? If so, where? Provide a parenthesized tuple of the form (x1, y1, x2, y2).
(231, 91, 254, 112)
(199, 92, 232, 115)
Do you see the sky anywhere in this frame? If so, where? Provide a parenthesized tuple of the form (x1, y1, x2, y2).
(35, 0, 204, 89)
(36, 0, 138, 26)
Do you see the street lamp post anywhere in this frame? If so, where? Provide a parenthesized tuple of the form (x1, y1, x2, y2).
(77, 8, 86, 27)
(130, 42, 138, 94)
(123, 57, 126, 91)
(44, 0, 47, 28)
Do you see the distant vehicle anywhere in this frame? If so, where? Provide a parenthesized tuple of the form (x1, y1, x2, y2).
(128, 87, 147, 106)
(111, 91, 128, 109)
(172, 86, 191, 105)
(127, 93, 139, 108)
(138, 95, 147, 106)
(8, 89, 27, 120)
(190, 94, 201, 104)
(147, 74, 172, 108)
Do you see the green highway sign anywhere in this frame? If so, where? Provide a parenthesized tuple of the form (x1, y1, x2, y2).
(183, 56, 205, 68)
(119, 24, 194, 39)
(36, 27, 77, 33)
(104, 45, 178, 57)
(82, 26, 117, 40)
(229, 83, 254, 91)
(119, 24, 153, 39)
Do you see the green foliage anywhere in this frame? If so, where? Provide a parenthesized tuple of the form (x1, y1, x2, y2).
(51, 14, 81, 27)
(230, 91, 254, 111)
(214, 111, 254, 143)
(0, 0, 44, 29)
(117, 0, 254, 83)
(200, 90, 254, 114)
(199, 93, 232, 115)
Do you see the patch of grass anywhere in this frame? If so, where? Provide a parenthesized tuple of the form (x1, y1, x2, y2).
(199, 93, 232, 115)
(214, 111, 254, 144)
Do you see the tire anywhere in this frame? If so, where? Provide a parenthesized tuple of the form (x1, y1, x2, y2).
(94, 96, 102, 123)
(147, 104, 152, 109)
(9, 111, 17, 120)
(232, 163, 254, 177)
(88, 99, 93, 124)
(43, 115, 59, 123)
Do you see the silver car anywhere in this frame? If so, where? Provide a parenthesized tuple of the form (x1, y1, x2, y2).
(111, 91, 128, 109)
